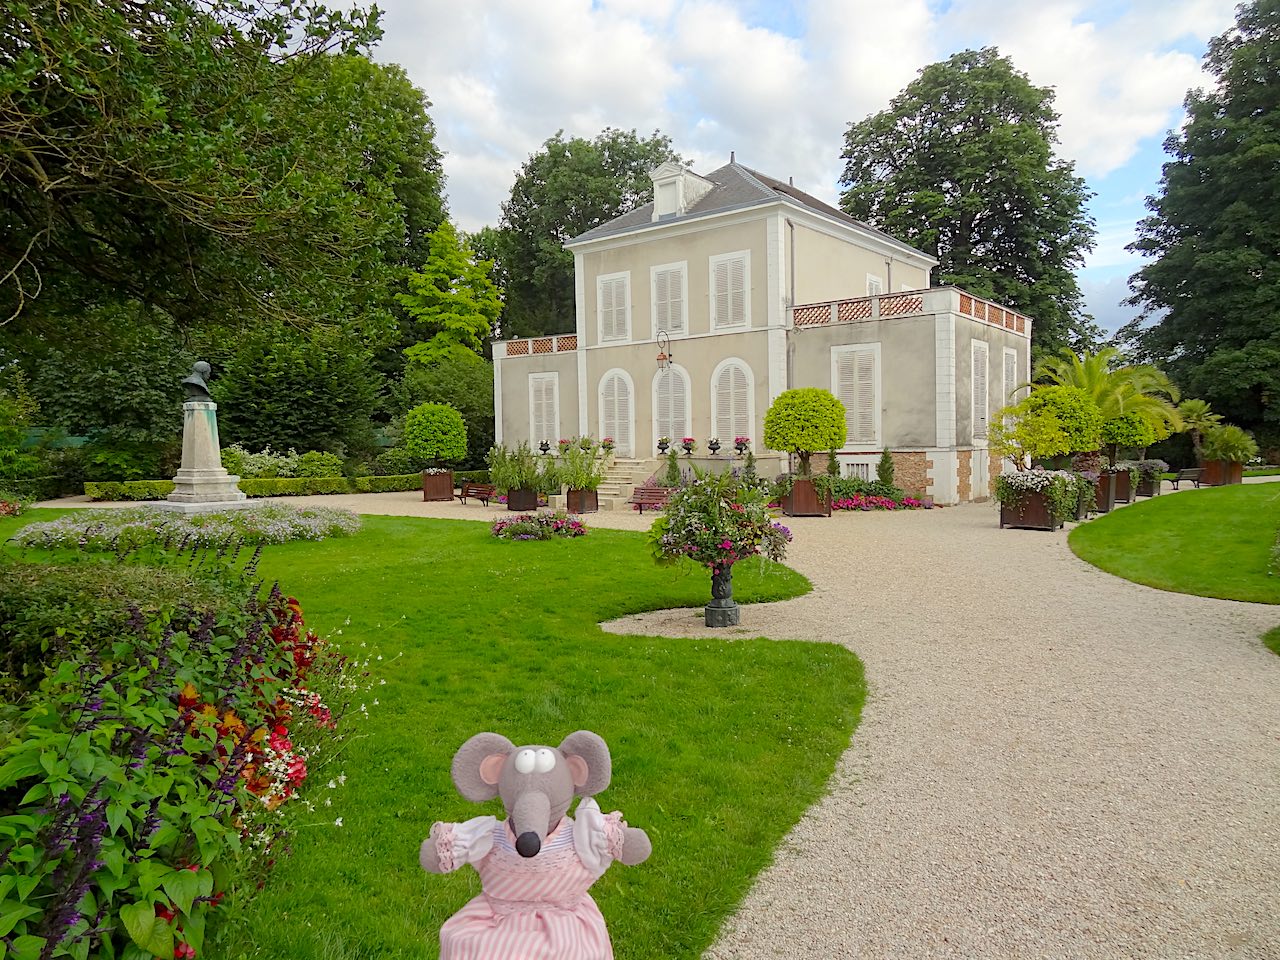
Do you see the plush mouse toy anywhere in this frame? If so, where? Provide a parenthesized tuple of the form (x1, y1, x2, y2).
(421, 730, 651, 959)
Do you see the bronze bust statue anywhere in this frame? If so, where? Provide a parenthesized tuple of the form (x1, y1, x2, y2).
(182, 361, 213, 402)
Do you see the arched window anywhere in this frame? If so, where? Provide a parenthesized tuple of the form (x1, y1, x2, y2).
(653, 365, 690, 445)
(711, 360, 753, 446)
(599, 370, 634, 458)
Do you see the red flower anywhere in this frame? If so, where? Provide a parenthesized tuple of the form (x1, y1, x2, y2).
(175, 941, 196, 958)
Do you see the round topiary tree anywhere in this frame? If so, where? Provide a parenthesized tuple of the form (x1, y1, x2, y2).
(991, 386, 1102, 468)
(1101, 410, 1156, 462)
(403, 402, 467, 466)
(762, 388, 847, 477)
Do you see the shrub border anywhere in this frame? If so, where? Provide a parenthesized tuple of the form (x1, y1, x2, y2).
(85, 471, 490, 501)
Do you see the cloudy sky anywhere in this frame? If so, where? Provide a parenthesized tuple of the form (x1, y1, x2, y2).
(364, 0, 1239, 333)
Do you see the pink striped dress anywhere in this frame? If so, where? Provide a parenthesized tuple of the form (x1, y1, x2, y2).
(430, 799, 628, 960)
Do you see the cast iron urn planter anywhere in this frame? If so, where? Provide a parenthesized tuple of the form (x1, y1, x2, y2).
(734, 440, 749, 457)
(566, 489, 599, 514)
(682, 440, 694, 456)
(505, 488, 538, 511)
(705, 565, 740, 627)
(538, 440, 551, 455)
(657, 439, 670, 454)
(707, 438, 721, 456)
(421, 470, 454, 502)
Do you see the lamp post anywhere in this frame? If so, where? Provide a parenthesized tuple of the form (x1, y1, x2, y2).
(656, 331, 673, 456)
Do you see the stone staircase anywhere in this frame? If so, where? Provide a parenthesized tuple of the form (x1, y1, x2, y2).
(597, 457, 658, 510)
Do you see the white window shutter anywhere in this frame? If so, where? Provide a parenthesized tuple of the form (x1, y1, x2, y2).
(1003, 349, 1017, 404)
(713, 261, 730, 327)
(713, 364, 749, 440)
(602, 374, 632, 456)
(835, 353, 858, 443)
(731, 366, 748, 438)
(729, 258, 745, 326)
(973, 341, 989, 439)
(654, 269, 670, 333)
(669, 269, 684, 333)
(656, 369, 688, 440)
(855, 352, 875, 444)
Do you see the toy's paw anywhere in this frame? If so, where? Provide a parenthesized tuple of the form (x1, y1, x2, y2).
(618, 825, 651, 866)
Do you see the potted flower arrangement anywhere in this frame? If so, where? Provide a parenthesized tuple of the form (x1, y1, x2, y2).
(648, 467, 792, 627)
(1109, 460, 1140, 504)
(707, 437, 722, 455)
(681, 437, 697, 456)
(734, 436, 750, 456)
(989, 386, 1103, 529)
(487, 442, 544, 511)
(403, 402, 467, 501)
(556, 437, 607, 513)
(763, 388, 847, 517)
(601, 437, 615, 454)
(1134, 459, 1168, 497)
(1200, 425, 1257, 485)
(657, 436, 670, 454)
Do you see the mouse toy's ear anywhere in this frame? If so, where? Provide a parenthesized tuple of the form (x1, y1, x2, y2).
(452, 732, 516, 802)
(558, 730, 611, 797)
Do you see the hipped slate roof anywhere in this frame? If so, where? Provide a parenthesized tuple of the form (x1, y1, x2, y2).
(567, 161, 934, 263)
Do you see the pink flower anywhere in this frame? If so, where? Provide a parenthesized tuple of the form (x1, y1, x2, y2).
(720, 539, 733, 549)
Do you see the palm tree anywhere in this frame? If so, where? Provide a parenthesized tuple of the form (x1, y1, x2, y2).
(1033, 348, 1182, 457)
(1177, 398, 1223, 464)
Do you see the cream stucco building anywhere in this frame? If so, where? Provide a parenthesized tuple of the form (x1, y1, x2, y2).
(492, 159, 1032, 504)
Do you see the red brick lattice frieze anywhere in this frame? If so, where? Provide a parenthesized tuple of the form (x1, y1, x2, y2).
(879, 295, 924, 317)
(792, 304, 831, 327)
(506, 339, 528, 356)
(556, 335, 578, 351)
(837, 298, 874, 322)
(531, 337, 553, 355)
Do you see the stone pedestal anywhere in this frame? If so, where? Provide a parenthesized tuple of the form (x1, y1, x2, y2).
(705, 566, 741, 627)
(154, 401, 248, 514)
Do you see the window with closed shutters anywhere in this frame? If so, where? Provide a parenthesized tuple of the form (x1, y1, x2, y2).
(972, 340, 989, 439)
(600, 371, 633, 457)
(710, 252, 748, 328)
(654, 367, 689, 441)
(597, 273, 629, 341)
(529, 374, 559, 445)
(712, 362, 751, 441)
(866, 274, 883, 296)
(831, 345, 880, 447)
(653, 263, 685, 334)
(1003, 347, 1018, 405)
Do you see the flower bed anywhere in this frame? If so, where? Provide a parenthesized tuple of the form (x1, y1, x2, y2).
(13, 504, 360, 550)
(0, 587, 368, 959)
(994, 469, 1088, 528)
(491, 511, 587, 540)
(831, 494, 930, 511)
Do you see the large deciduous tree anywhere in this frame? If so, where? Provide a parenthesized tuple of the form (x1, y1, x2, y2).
(0, 0, 438, 335)
(397, 222, 501, 365)
(1123, 0, 1280, 434)
(492, 129, 683, 338)
(839, 48, 1097, 357)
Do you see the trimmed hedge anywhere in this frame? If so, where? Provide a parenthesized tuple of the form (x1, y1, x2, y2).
(82, 472, 492, 501)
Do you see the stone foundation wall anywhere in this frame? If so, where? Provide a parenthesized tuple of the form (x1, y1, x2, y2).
(958, 450, 972, 502)
(892, 451, 933, 498)
(988, 450, 1003, 498)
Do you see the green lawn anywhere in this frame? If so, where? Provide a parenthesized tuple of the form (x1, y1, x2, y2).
(2, 510, 865, 959)
(1068, 484, 1280, 603)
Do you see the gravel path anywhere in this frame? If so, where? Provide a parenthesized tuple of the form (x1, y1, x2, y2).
(36, 486, 1280, 957)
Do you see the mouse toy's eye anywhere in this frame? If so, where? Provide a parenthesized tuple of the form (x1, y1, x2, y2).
(534, 748, 556, 773)
(514, 749, 536, 774)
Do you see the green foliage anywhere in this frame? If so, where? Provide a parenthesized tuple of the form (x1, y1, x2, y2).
(876, 449, 895, 487)
(485, 442, 543, 492)
(820, 476, 905, 502)
(1202, 424, 1260, 463)
(1177, 397, 1225, 462)
(762, 389, 847, 475)
(351, 473, 429, 494)
(372, 446, 432, 476)
(991, 386, 1103, 464)
(221, 444, 300, 479)
(649, 467, 791, 571)
(1124, 0, 1280, 435)
(1101, 411, 1157, 450)
(214, 327, 381, 455)
(992, 469, 1086, 523)
(1034, 347, 1181, 439)
(397, 349, 494, 470)
(556, 438, 608, 491)
(491, 129, 683, 337)
(0, 371, 40, 482)
(398, 222, 501, 362)
(85, 479, 176, 501)
(661, 449, 683, 487)
(402, 403, 467, 466)
(839, 48, 1097, 356)
(236, 478, 349, 497)
(297, 451, 345, 478)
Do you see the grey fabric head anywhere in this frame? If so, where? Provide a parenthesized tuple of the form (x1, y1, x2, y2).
(558, 730, 611, 796)
(451, 732, 515, 802)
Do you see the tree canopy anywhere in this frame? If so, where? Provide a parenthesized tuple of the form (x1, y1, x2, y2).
(397, 222, 501, 365)
(490, 129, 683, 337)
(0, 0, 442, 338)
(1123, 0, 1280, 434)
(838, 48, 1097, 357)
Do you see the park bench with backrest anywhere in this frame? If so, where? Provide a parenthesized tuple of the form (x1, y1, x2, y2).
(628, 485, 672, 514)
(456, 482, 497, 506)
(1169, 467, 1203, 490)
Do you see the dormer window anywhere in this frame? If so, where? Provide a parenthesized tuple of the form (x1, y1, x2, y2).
(650, 162, 713, 222)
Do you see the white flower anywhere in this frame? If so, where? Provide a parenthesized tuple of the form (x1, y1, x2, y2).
(334, 817, 344, 827)
(327, 779, 337, 789)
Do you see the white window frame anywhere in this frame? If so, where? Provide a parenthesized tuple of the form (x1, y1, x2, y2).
(1002, 346, 1020, 405)
(650, 261, 688, 337)
(709, 250, 750, 330)
(831, 343, 882, 448)
(972, 339, 990, 440)
(527, 373, 560, 447)
(709, 358, 755, 447)
(866, 274, 884, 296)
(597, 368, 636, 458)
(596, 271, 631, 343)
(651, 364, 692, 445)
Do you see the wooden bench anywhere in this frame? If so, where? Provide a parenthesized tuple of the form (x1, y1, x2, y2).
(628, 485, 672, 514)
(1169, 468, 1203, 490)
(455, 482, 496, 506)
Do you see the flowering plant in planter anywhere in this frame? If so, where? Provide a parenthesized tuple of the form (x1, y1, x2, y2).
(993, 468, 1080, 522)
(680, 437, 697, 454)
(491, 511, 587, 540)
(601, 437, 615, 453)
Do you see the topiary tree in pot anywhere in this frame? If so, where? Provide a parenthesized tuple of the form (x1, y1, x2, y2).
(762, 388, 846, 517)
(403, 402, 467, 501)
(1200, 425, 1257, 486)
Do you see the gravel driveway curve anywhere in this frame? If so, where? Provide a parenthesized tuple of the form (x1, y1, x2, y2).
(601, 501, 1280, 960)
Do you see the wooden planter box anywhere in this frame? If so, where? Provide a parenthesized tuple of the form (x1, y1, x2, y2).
(782, 477, 830, 517)
(1075, 489, 1090, 520)
(421, 471, 454, 502)
(1136, 477, 1161, 497)
(1113, 471, 1133, 504)
(506, 488, 539, 511)
(1093, 473, 1116, 514)
(999, 490, 1063, 531)
(1200, 460, 1243, 486)
(566, 489, 598, 514)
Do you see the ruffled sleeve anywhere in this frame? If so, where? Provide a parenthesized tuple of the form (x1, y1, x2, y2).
(422, 815, 497, 873)
(573, 797, 627, 876)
